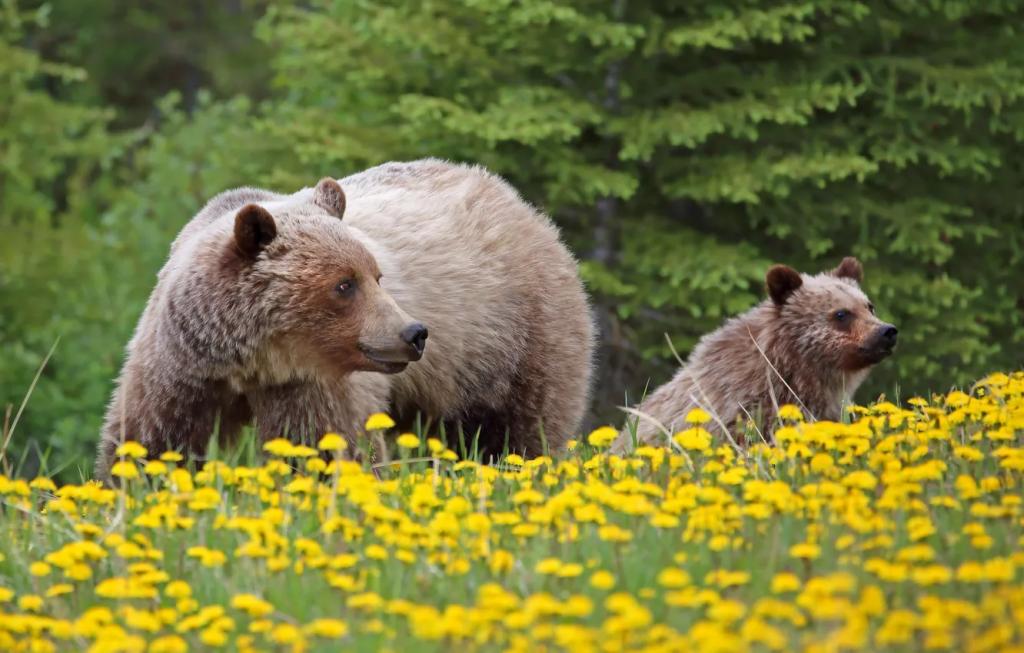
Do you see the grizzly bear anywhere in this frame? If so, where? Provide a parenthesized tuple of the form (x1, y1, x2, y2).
(96, 159, 594, 480)
(612, 257, 896, 452)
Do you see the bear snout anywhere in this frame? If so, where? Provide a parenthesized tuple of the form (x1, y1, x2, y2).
(880, 325, 898, 347)
(867, 323, 898, 356)
(400, 323, 429, 358)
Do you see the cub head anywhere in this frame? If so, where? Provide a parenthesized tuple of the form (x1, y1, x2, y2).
(765, 256, 897, 371)
(232, 177, 428, 375)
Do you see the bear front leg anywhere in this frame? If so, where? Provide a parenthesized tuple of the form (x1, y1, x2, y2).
(247, 375, 390, 459)
(96, 377, 248, 483)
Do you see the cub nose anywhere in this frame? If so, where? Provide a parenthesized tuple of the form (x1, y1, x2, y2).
(881, 325, 898, 345)
(400, 323, 428, 358)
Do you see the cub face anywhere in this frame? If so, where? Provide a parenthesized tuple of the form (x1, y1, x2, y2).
(766, 256, 897, 372)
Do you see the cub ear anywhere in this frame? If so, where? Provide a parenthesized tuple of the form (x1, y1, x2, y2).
(234, 204, 277, 258)
(313, 177, 346, 219)
(766, 264, 803, 305)
(832, 256, 863, 283)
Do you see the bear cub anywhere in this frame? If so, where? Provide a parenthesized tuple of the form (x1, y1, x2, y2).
(614, 257, 897, 452)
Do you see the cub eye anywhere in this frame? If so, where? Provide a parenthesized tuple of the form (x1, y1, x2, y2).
(833, 310, 849, 322)
(336, 279, 357, 296)
(868, 303, 875, 314)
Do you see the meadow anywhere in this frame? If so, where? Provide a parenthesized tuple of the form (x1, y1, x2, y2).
(0, 371, 1022, 652)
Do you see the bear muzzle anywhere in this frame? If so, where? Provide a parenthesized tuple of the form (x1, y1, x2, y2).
(859, 323, 898, 363)
(357, 322, 428, 373)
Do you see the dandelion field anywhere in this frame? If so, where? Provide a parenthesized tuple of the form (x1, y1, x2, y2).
(2, 373, 1024, 653)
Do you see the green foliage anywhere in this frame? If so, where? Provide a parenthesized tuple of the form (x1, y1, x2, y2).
(3, 0, 1024, 478)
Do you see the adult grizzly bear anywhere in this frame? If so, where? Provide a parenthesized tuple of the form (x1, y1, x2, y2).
(613, 257, 896, 452)
(97, 160, 594, 480)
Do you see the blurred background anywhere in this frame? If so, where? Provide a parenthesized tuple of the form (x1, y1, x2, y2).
(2, 0, 1022, 480)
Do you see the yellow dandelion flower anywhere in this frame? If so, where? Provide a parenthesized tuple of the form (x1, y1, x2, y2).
(789, 542, 821, 560)
(365, 413, 395, 431)
(143, 460, 168, 475)
(504, 453, 525, 466)
(587, 426, 618, 448)
(116, 441, 148, 459)
(150, 635, 188, 653)
(305, 618, 349, 638)
(673, 427, 712, 452)
(685, 407, 712, 424)
(29, 477, 57, 492)
(18, 594, 43, 611)
(396, 433, 420, 449)
(231, 594, 274, 618)
(263, 438, 295, 456)
(535, 558, 562, 575)
(110, 460, 139, 480)
(159, 451, 184, 462)
(488, 550, 514, 575)
(29, 562, 51, 577)
(45, 583, 73, 598)
(318, 433, 347, 451)
(590, 570, 616, 590)
(164, 581, 192, 599)
(777, 404, 804, 421)
(770, 572, 801, 593)
(656, 568, 691, 588)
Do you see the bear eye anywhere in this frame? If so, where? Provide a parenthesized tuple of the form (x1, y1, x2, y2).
(336, 279, 357, 297)
(868, 303, 875, 314)
(833, 309, 849, 322)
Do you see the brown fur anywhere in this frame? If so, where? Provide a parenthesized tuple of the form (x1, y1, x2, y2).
(96, 161, 594, 480)
(612, 257, 896, 453)
(324, 160, 595, 459)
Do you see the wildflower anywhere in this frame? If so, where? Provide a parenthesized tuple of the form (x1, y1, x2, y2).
(489, 550, 514, 574)
(396, 433, 420, 449)
(29, 562, 51, 577)
(777, 405, 804, 421)
(143, 460, 168, 475)
(685, 408, 712, 424)
(110, 460, 139, 480)
(305, 618, 349, 638)
(29, 477, 57, 492)
(231, 594, 274, 618)
(318, 433, 347, 451)
(150, 635, 188, 653)
(160, 451, 184, 462)
(165, 581, 192, 599)
(45, 583, 73, 597)
(771, 572, 801, 594)
(364, 413, 395, 430)
(789, 543, 821, 560)
(673, 427, 712, 452)
(656, 568, 690, 588)
(18, 594, 43, 611)
(590, 571, 616, 590)
(115, 441, 148, 458)
(587, 426, 618, 448)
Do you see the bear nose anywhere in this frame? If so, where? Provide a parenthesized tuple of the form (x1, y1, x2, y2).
(400, 323, 428, 357)
(881, 325, 898, 345)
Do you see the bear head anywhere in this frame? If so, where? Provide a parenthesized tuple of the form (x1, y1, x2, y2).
(230, 178, 428, 376)
(764, 257, 897, 372)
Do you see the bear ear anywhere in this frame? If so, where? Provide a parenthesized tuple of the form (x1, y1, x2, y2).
(766, 264, 803, 305)
(234, 204, 277, 258)
(832, 256, 863, 283)
(313, 177, 346, 219)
